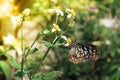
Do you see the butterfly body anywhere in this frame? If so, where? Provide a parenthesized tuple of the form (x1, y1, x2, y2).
(68, 41, 99, 64)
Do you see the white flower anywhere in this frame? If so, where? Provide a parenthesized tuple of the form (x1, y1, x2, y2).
(55, 9, 64, 16)
(67, 14, 72, 19)
(61, 35, 67, 40)
(61, 35, 72, 47)
(64, 43, 70, 47)
(65, 8, 71, 12)
(49, 8, 64, 16)
(65, 8, 76, 18)
(23, 8, 30, 16)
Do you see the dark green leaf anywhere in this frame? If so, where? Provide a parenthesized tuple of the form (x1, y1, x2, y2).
(29, 47, 38, 54)
(32, 71, 63, 80)
(14, 70, 22, 78)
(14, 69, 32, 78)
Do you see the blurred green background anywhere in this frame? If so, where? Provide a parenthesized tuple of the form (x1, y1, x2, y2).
(0, 0, 120, 80)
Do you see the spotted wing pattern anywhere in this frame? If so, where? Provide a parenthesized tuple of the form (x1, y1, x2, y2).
(68, 41, 99, 64)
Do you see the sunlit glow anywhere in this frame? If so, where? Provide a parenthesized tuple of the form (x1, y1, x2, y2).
(3, 34, 22, 55)
(0, 0, 19, 17)
(3, 34, 15, 45)
(0, 1, 12, 17)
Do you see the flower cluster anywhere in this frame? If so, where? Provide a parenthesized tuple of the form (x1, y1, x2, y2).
(48, 8, 75, 47)
(66, 8, 76, 18)
(52, 24, 61, 32)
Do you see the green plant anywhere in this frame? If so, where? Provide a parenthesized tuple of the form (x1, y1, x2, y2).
(6, 7, 75, 80)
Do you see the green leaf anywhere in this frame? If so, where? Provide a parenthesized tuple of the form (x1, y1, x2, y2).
(29, 47, 38, 54)
(10, 59, 21, 69)
(0, 61, 11, 80)
(109, 65, 118, 71)
(41, 40, 52, 47)
(111, 70, 120, 80)
(53, 42, 63, 48)
(43, 30, 50, 34)
(7, 55, 21, 69)
(43, 71, 63, 80)
(23, 69, 33, 74)
(9, 45, 16, 50)
(0, 46, 6, 55)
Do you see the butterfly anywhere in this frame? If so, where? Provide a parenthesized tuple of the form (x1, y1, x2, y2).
(68, 41, 99, 64)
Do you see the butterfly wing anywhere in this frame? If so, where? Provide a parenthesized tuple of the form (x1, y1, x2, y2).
(68, 41, 99, 64)
(88, 46, 99, 60)
(68, 44, 84, 64)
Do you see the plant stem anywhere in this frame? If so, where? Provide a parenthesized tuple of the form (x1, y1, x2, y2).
(33, 36, 58, 74)
(20, 17, 24, 80)
(24, 33, 40, 58)
(33, 47, 51, 75)
(32, 30, 66, 76)
(55, 14, 58, 24)
(21, 58, 24, 80)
